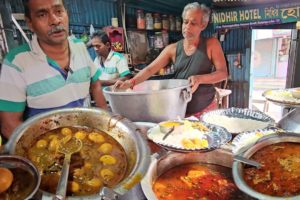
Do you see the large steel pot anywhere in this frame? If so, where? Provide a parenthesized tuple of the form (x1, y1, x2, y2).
(4, 108, 150, 200)
(141, 149, 254, 200)
(104, 79, 192, 123)
(278, 108, 300, 133)
(232, 133, 300, 200)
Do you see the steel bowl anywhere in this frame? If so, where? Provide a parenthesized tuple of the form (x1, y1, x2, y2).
(141, 149, 254, 200)
(158, 120, 181, 133)
(232, 133, 300, 200)
(4, 107, 150, 200)
(201, 107, 275, 135)
(0, 155, 41, 200)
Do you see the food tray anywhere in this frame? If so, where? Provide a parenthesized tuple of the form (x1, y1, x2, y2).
(263, 89, 300, 107)
(147, 120, 231, 153)
(200, 107, 275, 135)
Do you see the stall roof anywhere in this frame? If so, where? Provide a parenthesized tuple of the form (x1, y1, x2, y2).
(125, 0, 300, 14)
(212, 0, 296, 8)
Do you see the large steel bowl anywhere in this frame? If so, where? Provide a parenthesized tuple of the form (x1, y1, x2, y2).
(141, 149, 254, 200)
(104, 79, 192, 122)
(232, 133, 300, 200)
(278, 108, 300, 133)
(4, 107, 150, 200)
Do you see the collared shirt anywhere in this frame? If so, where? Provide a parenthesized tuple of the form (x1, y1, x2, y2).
(0, 34, 100, 118)
(94, 50, 130, 81)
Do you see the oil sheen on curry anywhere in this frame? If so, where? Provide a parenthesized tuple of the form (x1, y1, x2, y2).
(244, 142, 300, 197)
(153, 163, 250, 200)
(22, 126, 127, 196)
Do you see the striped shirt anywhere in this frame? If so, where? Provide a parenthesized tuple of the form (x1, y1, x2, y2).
(94, 50, 130, 80)
(0, 34, 101, 118)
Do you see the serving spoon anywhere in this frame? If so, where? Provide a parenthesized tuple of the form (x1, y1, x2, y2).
(54, 137, 82, 200)
(162, 126, 175, 140)
(234, 155, 262, 168)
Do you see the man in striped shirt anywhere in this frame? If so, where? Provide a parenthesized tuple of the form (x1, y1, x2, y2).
(91, 31, 131, 86)
(0, 0, 107, 138)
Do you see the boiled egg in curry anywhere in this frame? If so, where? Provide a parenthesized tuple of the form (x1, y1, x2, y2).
(0, 167, 13, 193)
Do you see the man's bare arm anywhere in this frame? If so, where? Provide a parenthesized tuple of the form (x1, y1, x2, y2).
(0, 111, 23, 139)
(133, 43, 176, 84)
(189, 38, 228, 93)
(91, 80, 108, 110)
(198, 37, 227, 83)
(114, 43, 176, 89)
(100, 74, 131, 86)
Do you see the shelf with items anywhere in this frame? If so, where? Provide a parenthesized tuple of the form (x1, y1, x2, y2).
(126, 9, 182, 32)
(125, 29, 181, 73)
(126, 28, 182, 49)
(126, 10, 183, 48)
(125, 27, 181, 33)
(125, 10, 182, 75)
(131, 59, 175, 78)
(132, 68, 174, 80)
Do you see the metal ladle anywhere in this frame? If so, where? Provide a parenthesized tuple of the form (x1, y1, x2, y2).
(162, 126, 175, 140)
(234, 155, 262, 168)
(54, 137, 82, 200)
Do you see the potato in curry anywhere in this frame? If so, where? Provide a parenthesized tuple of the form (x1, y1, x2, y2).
(24, 126, 127, 196)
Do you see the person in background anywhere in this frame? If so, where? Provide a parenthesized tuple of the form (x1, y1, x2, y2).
(0, 0, 107, 138)
(114, 2, 227, 118)
(91, 31, 131, 86)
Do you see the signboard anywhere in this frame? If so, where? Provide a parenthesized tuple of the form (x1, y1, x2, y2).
(272, 30, 291, 37)
(212, 2, 300, 29)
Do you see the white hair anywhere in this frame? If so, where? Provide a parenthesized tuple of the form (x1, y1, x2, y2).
(182, 2, 211, 24)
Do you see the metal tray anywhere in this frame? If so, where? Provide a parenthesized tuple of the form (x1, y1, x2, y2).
(263, 89, 300, 107)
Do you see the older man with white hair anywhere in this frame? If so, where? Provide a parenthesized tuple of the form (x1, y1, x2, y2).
(114, 2, 228, 118)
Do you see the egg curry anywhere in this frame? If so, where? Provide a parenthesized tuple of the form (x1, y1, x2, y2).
(23, 126, 128, 196)
(0, 167, 13, 193)
(0, 167, 36, 200)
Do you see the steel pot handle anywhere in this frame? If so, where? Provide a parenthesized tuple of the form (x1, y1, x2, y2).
(0, 145, 7, 155)
(100, 187, 120, 200)
(107, 114, 125, 131)
(181, 88, 192, 102)
(135, 128, 148, 141)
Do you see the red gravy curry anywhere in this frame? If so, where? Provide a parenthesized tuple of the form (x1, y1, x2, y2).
(23, 126, 127, 196)
(244, 142, 300, 197)
(153, 163, 251, 200)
